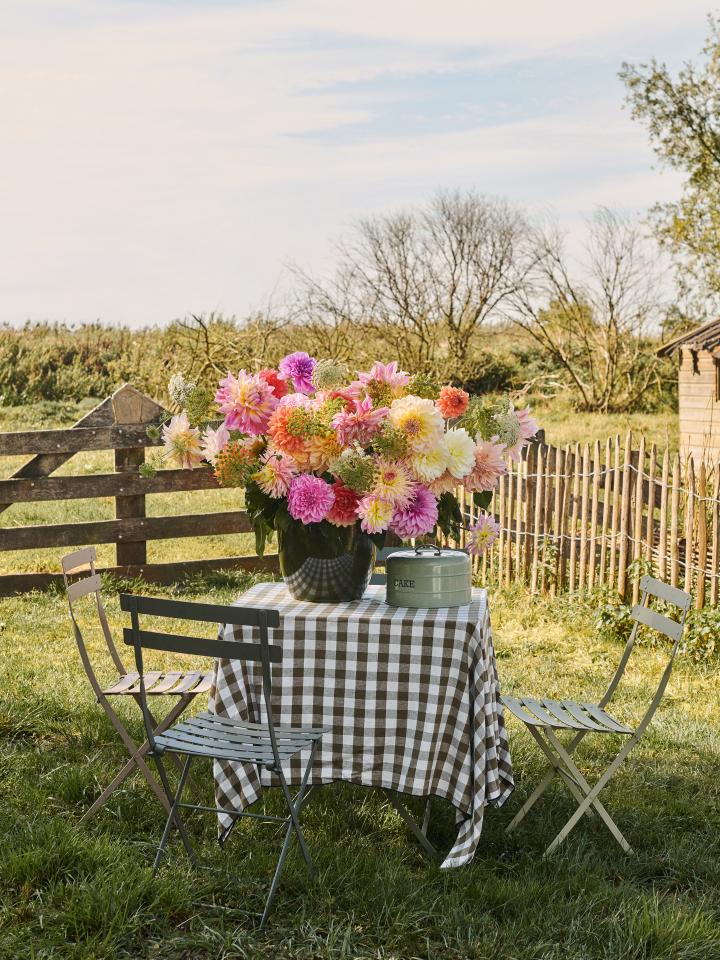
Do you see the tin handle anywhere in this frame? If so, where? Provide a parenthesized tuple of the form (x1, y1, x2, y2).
(413, 544, 442, 556)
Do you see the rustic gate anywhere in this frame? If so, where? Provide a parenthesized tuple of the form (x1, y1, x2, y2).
(0, 384, 277, 594)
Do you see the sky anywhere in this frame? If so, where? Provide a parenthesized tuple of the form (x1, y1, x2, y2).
(0, 0, 713, 328)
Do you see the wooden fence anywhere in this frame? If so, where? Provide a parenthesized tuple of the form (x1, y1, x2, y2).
(0, 384, 277, 594)
(460, 435, 720, 609)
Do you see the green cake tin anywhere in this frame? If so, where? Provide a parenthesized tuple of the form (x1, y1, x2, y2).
(385, 545, 472, 608)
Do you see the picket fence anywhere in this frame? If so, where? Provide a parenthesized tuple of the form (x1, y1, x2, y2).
(458, 435, 720, 610)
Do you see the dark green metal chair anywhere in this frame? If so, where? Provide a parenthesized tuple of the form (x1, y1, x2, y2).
(120, 593, 326, 928)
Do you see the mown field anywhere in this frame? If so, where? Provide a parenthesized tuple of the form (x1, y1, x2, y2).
(1, 400, 718, 960)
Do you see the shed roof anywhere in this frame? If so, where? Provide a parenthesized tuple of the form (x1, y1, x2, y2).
(657, 317, 720, 357)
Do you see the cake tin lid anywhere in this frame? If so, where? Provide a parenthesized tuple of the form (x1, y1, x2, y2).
(386, 545, 470, 573)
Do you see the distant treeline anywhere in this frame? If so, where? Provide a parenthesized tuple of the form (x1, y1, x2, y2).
(0, 314, 676, 412)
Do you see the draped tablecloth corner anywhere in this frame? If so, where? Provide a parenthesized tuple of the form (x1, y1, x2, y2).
(211, 582, 513, 868)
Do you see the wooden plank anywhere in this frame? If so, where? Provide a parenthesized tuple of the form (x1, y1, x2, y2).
(598, 438, 611, 589)
(0, 510, 252, 551)
(550, 445, 562, 597)
(670, 455, 681, 588)
(115, 445, 147, 567)
(587, 440, 600, 591)
(568, 443, 580, 591)
(684, 457, 695, 595)
(645, 444, 656, 568)
(578, 443, 590, 590)
(0, 395, 115, 515)
(505, 459, 514, 585)
(530, 446, 544, 593)
(711, 460, 720, 605)
(514, 455, 523, 581)
(0, 554, 279, 596)
(0, 468, 219, 503)
(696, 461, 708, 608)
(658, 448, 669, 582)
(539, 444, 553, 593)
(617, 432, 632, 599)
(632, 435, 646, 605)
(608, 435, 621, 592)
(557, 446, 570, 593)
(0, 424, 163, 456)
(524, 445, 537, 583)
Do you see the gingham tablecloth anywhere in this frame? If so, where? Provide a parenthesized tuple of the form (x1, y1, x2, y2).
(211, 582, 514, 868)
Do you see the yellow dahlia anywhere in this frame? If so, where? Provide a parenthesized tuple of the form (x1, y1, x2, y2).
(388, 395, 444, 454)
(409, 447, 447, 483)
(372, 458, 414, 507)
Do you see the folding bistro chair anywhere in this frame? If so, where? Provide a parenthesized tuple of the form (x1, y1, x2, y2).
(120, 592, 326, 928)
(502, 575, 692, 856)
(63, 547, 213, 819)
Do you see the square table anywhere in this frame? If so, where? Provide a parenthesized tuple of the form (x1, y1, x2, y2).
(211, 581, 513, 868)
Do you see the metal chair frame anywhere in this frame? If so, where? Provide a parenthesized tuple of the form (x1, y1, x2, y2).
(502, 575, 692, 856)
(63, 547, 212, 819)
(120, 592, 325, 928)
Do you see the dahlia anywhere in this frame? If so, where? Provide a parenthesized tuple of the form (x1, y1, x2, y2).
(267, 396, 311, 457)
(258, 368, 288, 400)
(326, 481, 361, 526)
(465, 439, 507, 492)
(466, 514, 500, 556)
(409, 447, 448, 483)
(442, 427, 476, 479)
(437, 385, 470, 419)
(279, 352, 317, 395)
(428, 470, 460, 496)
(390, 484, 439, 539)
(372, 458, 415, 507)
(287, 474, 335, 524)
(388, 395, 444, 454)
(516, 405, 539, 441)
(357, 494, 394, 534)
(215, 370, 277, 435)
(305, 433, 342, 473)
(331, 395, 389, 447)
(200, 423, 230, 465)
(254, 450, 298, 498)
(357, 360, 410, 395)
(162, 413, 204, 469)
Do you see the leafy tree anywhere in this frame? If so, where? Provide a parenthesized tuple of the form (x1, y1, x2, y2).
(620, 17, 720, 309)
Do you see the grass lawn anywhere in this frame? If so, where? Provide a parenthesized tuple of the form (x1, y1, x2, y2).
(1, 399, 718, 958)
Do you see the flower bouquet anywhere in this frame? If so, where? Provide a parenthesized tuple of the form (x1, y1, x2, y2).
(153, 354, 539, 601)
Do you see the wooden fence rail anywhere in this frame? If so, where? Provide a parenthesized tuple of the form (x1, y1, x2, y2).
(0, 384, 277, 594)
(461, 434, 719, 609)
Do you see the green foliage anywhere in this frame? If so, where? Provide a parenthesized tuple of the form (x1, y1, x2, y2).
(435, 491, 463, 540)
(621, 17, 720, 305)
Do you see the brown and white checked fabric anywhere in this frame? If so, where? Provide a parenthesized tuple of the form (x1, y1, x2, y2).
(211, 581, 514, 868)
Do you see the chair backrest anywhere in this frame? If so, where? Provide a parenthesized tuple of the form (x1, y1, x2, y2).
(601, 575, 692, 730)
(62, 547, 127, 695)
(120, 594, 282, 755)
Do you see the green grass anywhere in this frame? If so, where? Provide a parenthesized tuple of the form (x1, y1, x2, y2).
(1, 400, 718, 958)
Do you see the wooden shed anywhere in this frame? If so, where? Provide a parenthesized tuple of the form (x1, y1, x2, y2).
(658, 318, 720, 462)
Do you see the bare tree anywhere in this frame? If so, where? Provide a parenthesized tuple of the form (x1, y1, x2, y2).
(296, 191, 532, 380)
(513, 209, 666, 412)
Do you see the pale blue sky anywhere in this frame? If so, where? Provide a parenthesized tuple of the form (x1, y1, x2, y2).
(0, 0, 712, 327)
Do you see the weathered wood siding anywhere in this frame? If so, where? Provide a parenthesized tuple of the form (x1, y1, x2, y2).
(678, 347, 720, 462)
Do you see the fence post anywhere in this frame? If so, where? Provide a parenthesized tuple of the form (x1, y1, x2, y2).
(111, 385, 164, 569)
(617, 432, 633, 599)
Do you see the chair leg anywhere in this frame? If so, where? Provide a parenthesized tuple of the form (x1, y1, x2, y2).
(81, 738, 171, 821)
(384, 790, 438, 859)
(543, 733, 636, 856)
(259, 781, 315, 931)
(526, 727, 596, 822)
(153, 755, 198, 871)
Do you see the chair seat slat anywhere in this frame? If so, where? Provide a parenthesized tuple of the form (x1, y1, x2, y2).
(155, 733, 278, 763)
(501, 696, 551, 727)
(193, 673, 214, 694)
(103, 672, 141, 695)
(186, 714, 323, 742)
(580, 703, 633, 734)
(149, 672, 183, 694)
(170, 671, 202, 694)
(198, 711, 327, 737)
(127, 671, 163, 693)
(519, 697, 570, 729)
(559, 700, 610, 731)
(539, 699, 593, 731)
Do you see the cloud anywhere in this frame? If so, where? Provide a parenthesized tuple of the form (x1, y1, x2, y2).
(0, 0, 711, 325)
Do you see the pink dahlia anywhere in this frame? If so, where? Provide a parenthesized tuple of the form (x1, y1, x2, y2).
(437, 385, 470, 419)
(278, 352, 317, 395)
(326, 481, 361, 526)
(215, 370, 278, 435)
(428, 470, 459, 496)
(356, 494, 394, 534)
(391, 484, 438, 539)
(466, 514, 500, 556)
(331, 395, 389, 447)
(254, 449, 298, 498)
(516, 406, 540, 441)
(465, 440, 507, 493)
(287, 474, 335, 524)
(357, 360, 410, 393)
(200, 423, 230, 465)
(258, 367, 288, 400)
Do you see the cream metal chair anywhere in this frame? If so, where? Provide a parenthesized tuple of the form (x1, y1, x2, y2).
(502, 575, 692, 856)
(62, 547, 213, 819)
